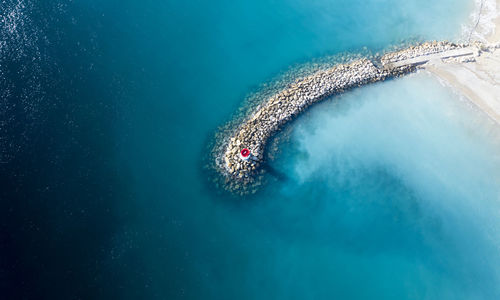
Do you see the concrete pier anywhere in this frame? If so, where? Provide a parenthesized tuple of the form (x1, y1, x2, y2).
(386, 48, 476, 69)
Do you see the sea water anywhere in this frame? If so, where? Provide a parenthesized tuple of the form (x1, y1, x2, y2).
(2, 0, 500, 299)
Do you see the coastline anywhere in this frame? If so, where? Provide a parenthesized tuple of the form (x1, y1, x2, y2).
(425, 0, 500, 123)
(490, 0, 500, 42)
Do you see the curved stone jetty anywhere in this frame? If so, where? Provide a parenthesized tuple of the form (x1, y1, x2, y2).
(216, 41, 476, 191)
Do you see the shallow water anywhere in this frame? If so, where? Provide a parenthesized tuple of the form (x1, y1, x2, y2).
(261, 73, 500, 298)
(3, 0, 500, 299)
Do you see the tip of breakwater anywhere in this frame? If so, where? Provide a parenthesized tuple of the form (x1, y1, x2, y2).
(209, 40, 475, 195)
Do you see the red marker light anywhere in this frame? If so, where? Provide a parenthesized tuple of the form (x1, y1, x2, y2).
(241, 148, 250, 158)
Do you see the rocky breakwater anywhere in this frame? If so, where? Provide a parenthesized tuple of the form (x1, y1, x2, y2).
(216, 41, 464, 193)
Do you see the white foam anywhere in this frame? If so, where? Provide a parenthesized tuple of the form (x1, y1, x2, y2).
(462, 0, 499, 42)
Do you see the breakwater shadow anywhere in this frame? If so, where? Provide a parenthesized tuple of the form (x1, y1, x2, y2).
(261, 161, 289, 182)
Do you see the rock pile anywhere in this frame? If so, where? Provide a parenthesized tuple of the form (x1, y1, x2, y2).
(215, 41, 468, 192)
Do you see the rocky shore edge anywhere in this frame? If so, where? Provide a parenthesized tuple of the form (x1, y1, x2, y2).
(213, 41, 477, 194)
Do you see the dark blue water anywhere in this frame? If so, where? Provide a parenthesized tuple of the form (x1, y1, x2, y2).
(4, 0, 500, 299)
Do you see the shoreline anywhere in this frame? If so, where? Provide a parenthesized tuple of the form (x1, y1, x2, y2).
(425, 0, 500, 123)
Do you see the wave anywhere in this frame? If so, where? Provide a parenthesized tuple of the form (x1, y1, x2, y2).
(463, 0, 499, 42)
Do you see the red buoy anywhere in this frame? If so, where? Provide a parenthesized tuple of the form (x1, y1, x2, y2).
(241, 148, 250, 158)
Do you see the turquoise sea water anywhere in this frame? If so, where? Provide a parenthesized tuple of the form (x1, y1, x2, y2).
(4, 0, 500, 299)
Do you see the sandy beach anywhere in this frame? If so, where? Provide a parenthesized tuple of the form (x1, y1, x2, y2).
(425, 0, 500, 123)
